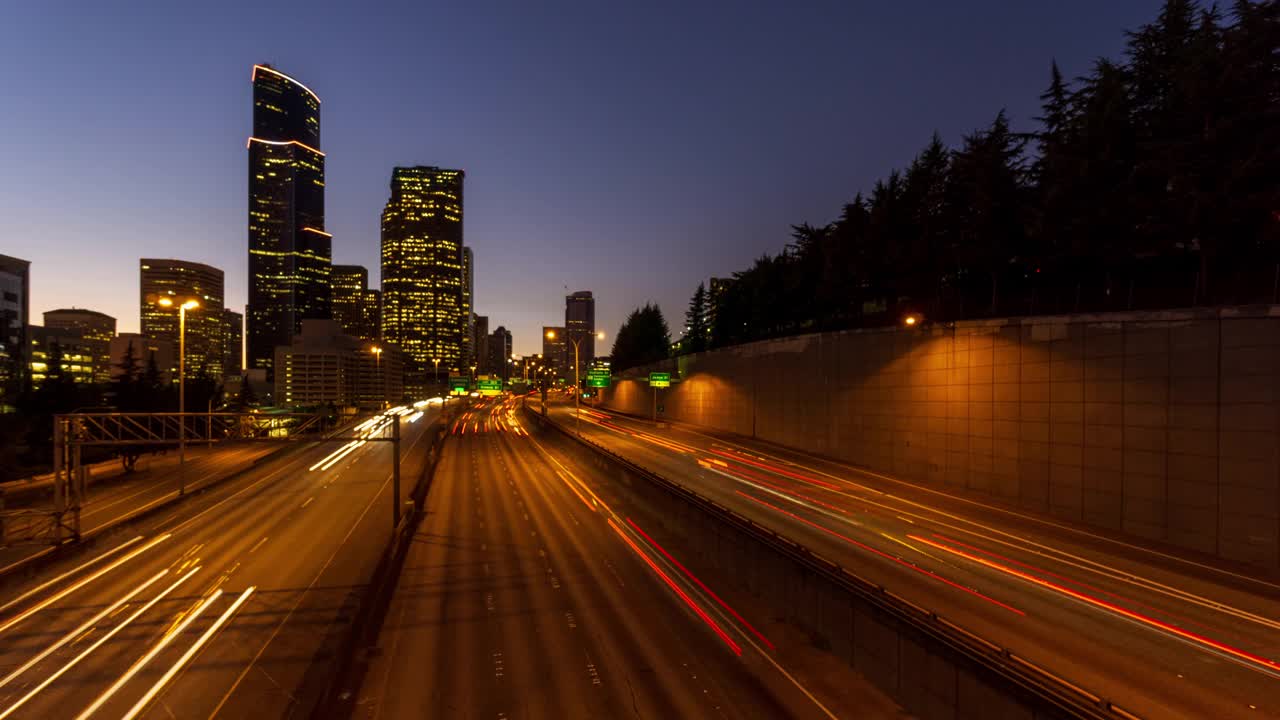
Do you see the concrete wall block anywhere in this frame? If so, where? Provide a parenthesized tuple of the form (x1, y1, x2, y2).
(1085, 355, 1125, 380)
(1167, 428, 1218, 458)
(1125, 425, 1167, 453)
(1125, 326, 1171, 355)
(1020, 401, 1049, 422)
(1021, 361, 1050, 383)
(1124, 450, 1168, 483)
(992, 362, 1020, 384)
(1166, 505, 1218, 555)
(1083, 423, 1124, 450)
(1082, 479, 1124, 530)
(853, 609, 900, 695)
(1219, 403, 1279, 433)
(1085, 380, 1123, 403)
(1050, 441, 1083, 467)
(1167, 454, 1218, 488)
(957, 668, 1034, 720)
(1222, 318, 1280, 347)
(1171, 321, 1220, 351)
(994, 401, 1020, 421)
(1170, 403, 1218, 431)
(1084, 401, 1123, 425)
(1125, 353, 1171, 381)
(1124, 402, 1168, 428)
(1018, 462, 1049, 510)
(969, 363, 994, 385)
(1083, 445, 1123, 471)
(1219, 432, 1279, 464)
(1084, 326, 1125, 357)
(1221, 345, 1280, 376)
(1050, 359, 1083, 382)
(993, 419, 1019, 441)
(1222, 374, 1277, 404)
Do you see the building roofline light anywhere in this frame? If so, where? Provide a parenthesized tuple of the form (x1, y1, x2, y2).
(246, 137, 325, 157)
(252, 64, 321, 104)
(301, 227, 332, 237)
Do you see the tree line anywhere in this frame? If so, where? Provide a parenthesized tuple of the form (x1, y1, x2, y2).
(681, 0, 1278, 353)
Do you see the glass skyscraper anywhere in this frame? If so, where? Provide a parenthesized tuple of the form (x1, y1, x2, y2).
(380, 166, 465, 395)
(140, 259, 225, 379)
(247, 64, 329, 381)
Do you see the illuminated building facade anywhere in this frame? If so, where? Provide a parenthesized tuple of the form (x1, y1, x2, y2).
(473, 314, 489, 373)
(221, 308, 242, 379)
(247, 64, 329, 381)
(0, 254, 30, 409)
(542, 326, 567, 380)
(43, 308, 115, 384)
(331, 264, 381, 340)
(462, 246, 474, 368)
(28, 325, 96, 388)
(488, 326, 512, 382)
(274, 320, 402, 409)
(565, 290, 596, 377)
(140, 259, 225, 379)
(380, 166, 465, 395)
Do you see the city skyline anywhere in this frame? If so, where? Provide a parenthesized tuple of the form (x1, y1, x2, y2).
(0, 1, 1163, 356)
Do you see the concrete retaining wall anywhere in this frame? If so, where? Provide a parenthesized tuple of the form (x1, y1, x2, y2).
(602, 308, 1280, 569)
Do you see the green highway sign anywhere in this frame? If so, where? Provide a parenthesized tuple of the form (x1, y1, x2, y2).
(648, 372, 670, 388)
(587, 376, 609, 388)
(477, 379, 503, 396)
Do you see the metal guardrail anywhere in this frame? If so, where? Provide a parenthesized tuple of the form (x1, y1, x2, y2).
(529, 403, 1140, 720)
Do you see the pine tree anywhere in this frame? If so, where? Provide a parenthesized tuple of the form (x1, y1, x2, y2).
(683, 283, 709, 354)
(112, 339, 141, 410)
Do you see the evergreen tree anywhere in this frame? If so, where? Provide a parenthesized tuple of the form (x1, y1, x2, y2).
(683, 283, 709, 354)
(112, 339, 141, 410)
(611, 303, 671, 371)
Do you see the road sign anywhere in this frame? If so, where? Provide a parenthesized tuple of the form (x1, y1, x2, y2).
(449, 376, 469, 390)
(477, 379, 502, 396)
(587, 376, 609, 388)
(648, 372, 670, 388)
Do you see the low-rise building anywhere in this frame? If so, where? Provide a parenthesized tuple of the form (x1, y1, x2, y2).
(274, 320, 403, 409)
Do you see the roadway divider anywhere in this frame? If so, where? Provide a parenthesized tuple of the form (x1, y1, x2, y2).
(528, 404, 1140, 720)
(313, 409, 455, 720)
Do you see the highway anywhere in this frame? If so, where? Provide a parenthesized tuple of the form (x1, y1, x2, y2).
(544, 396, 1280, 719)
(0, 402, 444, 720)
(355, 396, 890, 719)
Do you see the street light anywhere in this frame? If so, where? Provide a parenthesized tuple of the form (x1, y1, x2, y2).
(370, 346, 383, 408)
(432, 357, 441, 391)
(156, 295, 199, 494)
(547, 329, 606, 435)
(903, 313, 922, 327)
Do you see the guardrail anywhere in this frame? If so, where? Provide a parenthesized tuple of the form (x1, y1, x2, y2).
(529, 403, 1140, 720)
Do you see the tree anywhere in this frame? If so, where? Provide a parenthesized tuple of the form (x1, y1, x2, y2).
(682, 283, 709, 354)
(611, 303, 671, 371)
(233, 374, 258, 411)
(112, 339, 142, 411)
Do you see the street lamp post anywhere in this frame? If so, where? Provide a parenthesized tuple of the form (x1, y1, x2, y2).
(371, 346, 383, 408)
(546, 329, 605, 436)
(432, 357, 441, 391)
(157, 296, 199, 494)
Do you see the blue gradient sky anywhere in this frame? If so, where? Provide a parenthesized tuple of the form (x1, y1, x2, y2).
(1, 0, 1159, 355)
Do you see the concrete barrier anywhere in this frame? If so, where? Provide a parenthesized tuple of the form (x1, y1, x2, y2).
(531, 405, 1138, 720)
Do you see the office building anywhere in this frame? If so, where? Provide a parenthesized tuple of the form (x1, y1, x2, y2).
(28, 325, 96, 388)
(473, 314, 489, 373)
(0, 255, 29, 410)
(542, 326, 567, 380)
(331, 264, 380, 340)
(140, 259, 225, 380)
(565, 290, 596, 377)
(274, 319, 402, 409)
(43, 308, 116, 384)
(110, 333, 175, 384)
(488, 326, 512, 382)
(247, 64, 329, 381)
(380, 166, 465, 395)
(221, 308, 243, 379)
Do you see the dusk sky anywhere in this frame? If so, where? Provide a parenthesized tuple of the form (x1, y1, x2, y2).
(1, 0, 1160, 355)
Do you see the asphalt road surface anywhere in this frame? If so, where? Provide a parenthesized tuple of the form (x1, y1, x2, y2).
(544, 396, 1280, 719)
(355, 396, 870, 720)
(0, 402, 443, 720)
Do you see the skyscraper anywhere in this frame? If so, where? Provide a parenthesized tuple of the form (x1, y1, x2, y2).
(462, 246, 474, 367)
(542, 326, 567, 380)
(221, 308, 243, 379)
(331, 264, 380, 339)
(488, 326, 512, 382)
(43, 308, 116, 384)
(565, 290, 596, 377)
(473, 314, 489, 373)
(0, 255, 29, 410)
(380, 166, 465, 395)
(247, 63, 328, 381)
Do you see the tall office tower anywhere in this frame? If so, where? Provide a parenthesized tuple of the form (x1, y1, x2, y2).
(140, 259, 225, 379)
(473, 314, 489, 373)
(247, 63, 329, 381)
(380, 166, 465, 395)
(461, 246, 474, 367)
(0, 255, 29, 410)
(565, 290, 596, 377)
(488, 326, 512, 382)
(542, 326, 567, 380)
(221, 308, 243, 379)
(43, 308, 115, 384)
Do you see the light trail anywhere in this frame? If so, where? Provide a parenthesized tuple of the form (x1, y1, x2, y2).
(608, 518, 742, 655)
(75, 588, 224, 720)
(0, 567, 201, 720)
(710, 449, 840, 490)
(736, 491, 1025, 615)
(0, 534, 171, 638)
(0, 536, 144, 615)
(0, 570, 167, 691)
(121, 587, 256, 720)
(910, 534, 1280, 677)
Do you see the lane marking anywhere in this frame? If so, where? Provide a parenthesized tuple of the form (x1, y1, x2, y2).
(0, 567, 202, 720)
(301, 497, 315, 509)
(122, 587, 256, 720)
(0, 534, 171, 638)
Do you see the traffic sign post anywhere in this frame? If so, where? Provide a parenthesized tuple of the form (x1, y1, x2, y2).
(648, 372, 670, 388)
(586, 369, 610, 388)
(477, 378, 503, 396)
